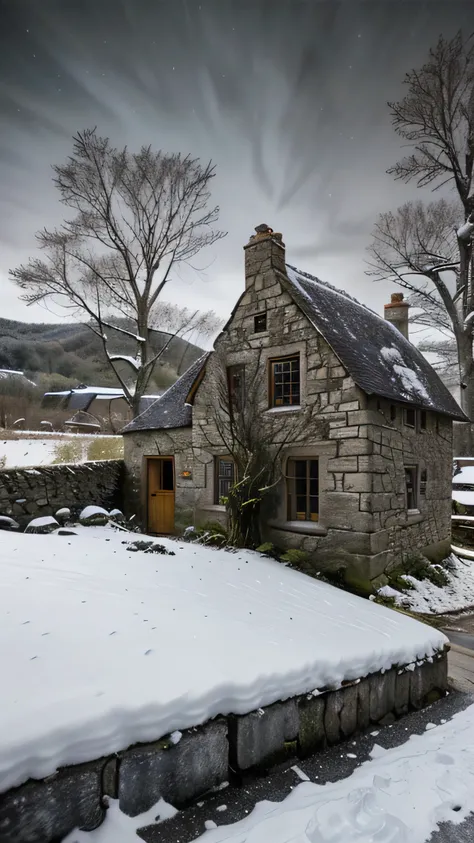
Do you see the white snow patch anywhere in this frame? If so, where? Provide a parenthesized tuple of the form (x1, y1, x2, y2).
(79, 505, 109, 520)
(0, 526, 447, 793)
(291, 765, 310, 782)
(64, 797, 176, 842)
(387, 553, 474, 614)
(380, 346, 430, 401)
(169, 730, 182, 745)
(452, 489, 474, 506)
(453, 465, 474, 484)
(376, 585, 401, 599)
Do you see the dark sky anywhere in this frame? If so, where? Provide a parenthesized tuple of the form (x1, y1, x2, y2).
(0, 0, 472, 325)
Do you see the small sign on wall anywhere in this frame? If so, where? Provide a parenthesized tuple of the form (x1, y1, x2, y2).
(180, 470, 192, 479)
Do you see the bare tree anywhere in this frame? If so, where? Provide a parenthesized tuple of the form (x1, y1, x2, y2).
(367, 32, 474, 419)
(11, 129, 226, 416)
(196, 346, 328, 548)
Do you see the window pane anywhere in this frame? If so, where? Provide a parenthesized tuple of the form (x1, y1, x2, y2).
(294, 460, 306, 477)
(162, 460, 174, 491)
(309, 461, 319, 479)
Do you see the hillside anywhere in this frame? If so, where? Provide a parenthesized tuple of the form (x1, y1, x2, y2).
(0, 317, 205, 393)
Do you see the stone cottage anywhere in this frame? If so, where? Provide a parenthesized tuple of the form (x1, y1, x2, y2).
(122, 225, 466, 588)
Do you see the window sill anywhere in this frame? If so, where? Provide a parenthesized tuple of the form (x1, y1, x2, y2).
(406, 509, 423, 525)
(249, 331, 270, 340)
(265, 405, 303, 415)
(268, 519, 328, 536)
(200, 504, 227, 513)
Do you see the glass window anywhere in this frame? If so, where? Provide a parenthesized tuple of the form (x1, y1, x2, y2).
(215, 457, 235, 504)
(420, 410, 427, 430)
(270, 355, 300, 407)
(227, 365, 245, 411)
(404, 408, 416, 428)
(287, 458, 319, 521)
(405, 465, 418, 510)
(254, 312, 267, 333)
(390, 405, 397, 422)
(420, 469, 427, 496)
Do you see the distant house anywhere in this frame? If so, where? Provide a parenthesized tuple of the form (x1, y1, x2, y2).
(42, 385, 162, 429)
(122, 225, 466, 588)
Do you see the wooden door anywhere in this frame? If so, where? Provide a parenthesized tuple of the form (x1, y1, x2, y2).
(147, 457, 175, 535)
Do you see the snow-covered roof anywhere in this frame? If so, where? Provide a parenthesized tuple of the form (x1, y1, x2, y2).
(284, 265, 467, 421)
(122, 354, 209, 434)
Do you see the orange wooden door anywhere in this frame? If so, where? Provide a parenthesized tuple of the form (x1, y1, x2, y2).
(147, 457, 175, 535)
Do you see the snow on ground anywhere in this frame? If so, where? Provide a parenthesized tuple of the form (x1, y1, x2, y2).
(0, 434, 122, 468)
(66, 703, 474, 843)
(379, 553, 474, 614)
(0, 526, 447, 793)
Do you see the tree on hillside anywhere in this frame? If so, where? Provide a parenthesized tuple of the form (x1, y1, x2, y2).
(367, 32, 474, 420)
(11, 129, 226, 416)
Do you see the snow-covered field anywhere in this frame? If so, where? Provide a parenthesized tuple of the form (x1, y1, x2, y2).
(67, 703, 474, 843)
(379, 553, 474, 615)
(0, 433, 123, 468)
(0, 526, 446, 793)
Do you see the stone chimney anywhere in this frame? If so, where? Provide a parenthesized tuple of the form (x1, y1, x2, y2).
(384, 292, 410, 340)
(244, 224, 286, 291)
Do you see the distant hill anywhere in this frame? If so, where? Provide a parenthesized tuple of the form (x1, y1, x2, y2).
(0, 317, 204, 394)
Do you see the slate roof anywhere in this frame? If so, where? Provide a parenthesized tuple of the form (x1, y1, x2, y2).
(121, 354, 210, 434)
(285, 265, 467, 421)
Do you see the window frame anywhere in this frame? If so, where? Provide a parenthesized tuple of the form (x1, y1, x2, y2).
(214, 456, 235, 505)
(269, 354, 301, 408)
(227, 364, 245, 412)
(404, 407, 416, 428)
(253, 312, 267, 333)
(404, 465, 419, 511)
(286, 457, 319, 522)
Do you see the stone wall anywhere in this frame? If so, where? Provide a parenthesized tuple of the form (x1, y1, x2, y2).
(123, 429, 199, 533)
(0, 649, 448, 843)
(190, 240, 453, 585)
(0, 460, 124, 526)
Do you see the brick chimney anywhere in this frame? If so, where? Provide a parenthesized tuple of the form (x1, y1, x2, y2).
(384, 292, 410, 340)
(244, 224, 286, 290)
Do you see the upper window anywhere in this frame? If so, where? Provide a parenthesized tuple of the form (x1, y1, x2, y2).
(227, 365, 245, 411)
(215, 457, 235, 504)
(254, 312, 267, 333)
(420, 410, 427, 430)
(269, 355, 300, 407)
(287, 458, 319, 522)
(390, 405, 397, 422)
(405, 465, 418, 511)
(420, 469, 427, 496)
(404, 408, 416, 428)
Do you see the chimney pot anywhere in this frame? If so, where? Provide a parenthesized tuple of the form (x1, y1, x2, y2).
(384, 291, 410, 340)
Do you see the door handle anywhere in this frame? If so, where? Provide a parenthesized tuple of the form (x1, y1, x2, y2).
(151, 493, 157, 497)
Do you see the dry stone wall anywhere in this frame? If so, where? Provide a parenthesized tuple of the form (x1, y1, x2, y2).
(0, 460, 124, 526)
(0, 650, 448, 843)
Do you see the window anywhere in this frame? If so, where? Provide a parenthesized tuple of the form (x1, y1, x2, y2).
(405, 466, 418, 510)
(269, 355, 300, 407)
(254, 312, 267, 333)
(287, 458, 319, 521)
(420, 469, 427, 496)
(227, 365, 245, 411)
(390, 405, 397, 422)
(420, 410, 427, 430)
(215, 457, 235, 504)
(404, 408, 416, 428)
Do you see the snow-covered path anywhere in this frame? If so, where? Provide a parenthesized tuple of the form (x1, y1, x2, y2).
(67, 699, 474, 843)
(0, 526, 446, 793)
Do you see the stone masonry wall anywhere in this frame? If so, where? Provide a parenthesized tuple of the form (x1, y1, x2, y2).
(190, 232, 453, 585)
(0, 649, 448, 843)
(123, 429, 200, 532)
(0, 460, 124, 526)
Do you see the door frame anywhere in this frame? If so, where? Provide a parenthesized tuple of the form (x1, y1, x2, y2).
(145, 455, 175, 535)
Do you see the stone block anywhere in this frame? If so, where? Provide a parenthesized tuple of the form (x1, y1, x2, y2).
(394, 670, 410, 716)
(339, 684, 359, 738)
(343, 473, 372, 493)
(369, 668, 396, 723)
(297, 694, 326, 758)
(339, 439, 373, 456)
(347, 411, 382, 426)
(118, 720, 228, 816)
(339, 400, 360, 412)
(0, 759, 104, 843)
(329, 425, 359, 440)
(323, 691, 343, 745)
(228, 699, 299, 773)
(409, 655, 448, 709)
(327, 456, 358, 473)
(357, 678, 371, 730)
